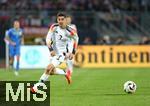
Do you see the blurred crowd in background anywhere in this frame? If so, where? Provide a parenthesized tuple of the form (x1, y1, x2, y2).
(0, 0, 150, 46)
(0, 0, 150, 12)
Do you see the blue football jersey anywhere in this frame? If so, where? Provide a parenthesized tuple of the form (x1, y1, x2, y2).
(6, 28, 23, 46)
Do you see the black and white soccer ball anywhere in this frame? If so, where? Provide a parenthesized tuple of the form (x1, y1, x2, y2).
(124, 81, 137, 93)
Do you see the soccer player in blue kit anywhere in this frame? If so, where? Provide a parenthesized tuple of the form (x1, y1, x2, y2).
(5, 20, 23, 76)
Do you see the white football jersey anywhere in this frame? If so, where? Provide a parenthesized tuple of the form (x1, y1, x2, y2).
(46, 23, 78, 55)
(66, 24, 78, 53)
(68, 24, 77, 31)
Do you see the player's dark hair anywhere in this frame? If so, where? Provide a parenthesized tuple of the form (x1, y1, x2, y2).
(12, 19, 20, 27)
(13, 18, 19, 22)
(57, 12, 67, 18)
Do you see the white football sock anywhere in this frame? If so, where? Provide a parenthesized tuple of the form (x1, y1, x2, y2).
(33, 73, 49, 91)
(39, 73, 49, 82)
(55, 68, 66, 75)
(66, 59, 73, 73)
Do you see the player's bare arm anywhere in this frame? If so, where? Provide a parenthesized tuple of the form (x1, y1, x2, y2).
(5, 35, 16, 46)
(46, 23, 59, 56)
(66, 26, 79, 55)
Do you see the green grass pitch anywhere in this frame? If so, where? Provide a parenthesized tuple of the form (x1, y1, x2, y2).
(0, 68, 150, 106)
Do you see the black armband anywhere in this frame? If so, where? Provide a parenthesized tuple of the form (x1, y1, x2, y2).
(72, 48, 76, 54)
(48, 47, 54, 52)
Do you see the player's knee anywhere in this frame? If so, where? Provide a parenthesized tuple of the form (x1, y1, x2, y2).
(16, 55, 20, 61)
(46, 64, 55, 75)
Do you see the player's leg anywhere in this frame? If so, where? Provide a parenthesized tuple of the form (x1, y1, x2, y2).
(31, 55, 66, 93)
(13, 55, 20, 76)
(38, 63, 69, 85)
(15, 55, 20, 71)
(39, 64, 55, 82)
(49, 55, 66, 75)
(9, 46, 15, 68)
(54, 68, 66, 75)
(39, 56, 66, 82)
(65, 59, 73, 84)
(53, 65, 73, 84)
(12, 46, 20, 76)
(31, 64, 54, 93)
(66, 59, 73, 73)
(9, 56, 14, 68)
(38, 65, 66, 83)
(9, 46, 19, 76)
(45, 56, 66, 76)
(52, 57, 73, 84)
(15, 46, 20, 71)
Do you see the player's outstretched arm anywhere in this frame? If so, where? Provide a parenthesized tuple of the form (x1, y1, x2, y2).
(4, 30, 16, 46)
(46, 23, 58, 56)
(66, 26, 79, 55)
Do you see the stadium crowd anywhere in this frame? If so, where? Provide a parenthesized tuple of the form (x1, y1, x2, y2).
(0, 0, 150, 12)
(0, 0, 150, 45)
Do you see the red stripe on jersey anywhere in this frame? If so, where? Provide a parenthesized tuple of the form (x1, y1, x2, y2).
(70, 29, 77, 36)
(67, 26, 77, 36)
(70, 31, 74, 36)
(73, 42, 77, 49)
(49, 23, 58, 31)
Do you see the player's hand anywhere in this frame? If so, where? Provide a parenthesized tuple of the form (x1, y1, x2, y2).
(50, 51, 56, 57)
(68, 53, 74, 60)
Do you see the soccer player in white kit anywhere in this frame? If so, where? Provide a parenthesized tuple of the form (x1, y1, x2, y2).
(31, 12, 79, 93)
(66, 15, 77, 75)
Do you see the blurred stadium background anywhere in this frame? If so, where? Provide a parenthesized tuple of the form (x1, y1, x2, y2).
(1, 0, 150, 65)
(0, 0, 150, 66)
(0, 0, 150, 106)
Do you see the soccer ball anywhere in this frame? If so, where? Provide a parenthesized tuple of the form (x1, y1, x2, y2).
(123, 81, 137, 93)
